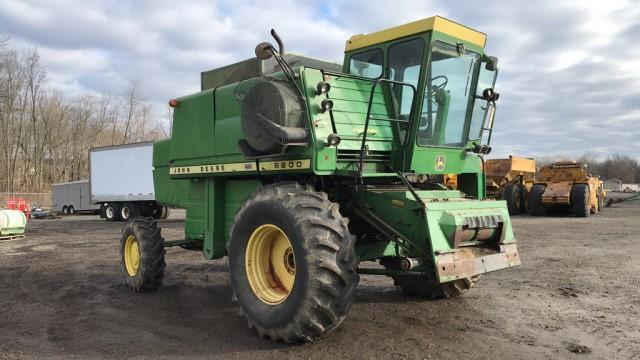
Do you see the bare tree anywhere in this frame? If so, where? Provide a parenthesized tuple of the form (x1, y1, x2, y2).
(0, 39, 165, 193)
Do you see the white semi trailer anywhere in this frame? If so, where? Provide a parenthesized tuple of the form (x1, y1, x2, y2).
(90, 142, 168, 221)
(51, 180, 100, 214)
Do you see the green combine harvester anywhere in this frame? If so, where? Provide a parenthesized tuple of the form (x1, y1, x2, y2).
(119, 16, 520, 342)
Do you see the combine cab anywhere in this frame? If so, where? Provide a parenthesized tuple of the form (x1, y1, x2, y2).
(485, 156, 536, 215)
(528, 161, 604, 217)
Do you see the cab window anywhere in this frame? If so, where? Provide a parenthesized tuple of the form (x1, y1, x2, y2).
(388, 38, 424, 117)
(349, 49, 383, 78)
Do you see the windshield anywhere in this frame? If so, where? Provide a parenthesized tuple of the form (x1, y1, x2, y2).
(417, 41, 480, 147)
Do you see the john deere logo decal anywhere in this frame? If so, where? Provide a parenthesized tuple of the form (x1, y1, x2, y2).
(435, 155, 446, 171)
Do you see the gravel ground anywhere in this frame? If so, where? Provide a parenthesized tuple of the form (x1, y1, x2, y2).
(1, 194, 638, 359)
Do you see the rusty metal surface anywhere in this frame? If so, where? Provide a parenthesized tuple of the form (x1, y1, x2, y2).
(435, 243, 520, 282)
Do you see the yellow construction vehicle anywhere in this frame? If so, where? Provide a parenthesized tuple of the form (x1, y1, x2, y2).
(528, 161, 604, 217)
(485, 156, 536, 215)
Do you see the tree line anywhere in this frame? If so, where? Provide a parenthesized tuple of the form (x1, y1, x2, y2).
(0, 38, 165, 193)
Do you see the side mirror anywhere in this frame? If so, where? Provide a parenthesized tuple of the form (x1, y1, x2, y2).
(484, 56, 498, 71)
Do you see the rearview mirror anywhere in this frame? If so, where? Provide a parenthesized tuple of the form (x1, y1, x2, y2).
(484, 55, 498, 71)
(482, 88, 500, 103)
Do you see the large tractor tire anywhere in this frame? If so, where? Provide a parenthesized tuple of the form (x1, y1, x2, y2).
(391, 275, 479, 299)
(571, 184, 590, 217)
(228, 182, 359, 343)
(105, 203, 120, 221)
(528, 184, 547, 216)
(120, 218, 166, 292)
(502, 184, 526, 215)
(120, 202, 141, 221)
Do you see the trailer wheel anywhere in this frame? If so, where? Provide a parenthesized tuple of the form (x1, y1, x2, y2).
(68, 205, 75, 215)
(105, 203, 120, 221)
(120, 218, 165, 292)
(120, 203, 140, 221)
(228, 182, 359, 343)
(152, 206, 169, 219)
(502, 184, 526, 215)
(528, 184, 547, 216)
(391, 275, 479, 299)
(62, 206, 69, 215)
(571, 184, 590, 217)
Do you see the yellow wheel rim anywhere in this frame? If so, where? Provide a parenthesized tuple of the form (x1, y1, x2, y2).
(245, 224, 295, 305)
(124, 235, 140, 276)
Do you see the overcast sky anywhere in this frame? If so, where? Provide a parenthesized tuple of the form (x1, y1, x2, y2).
(1, 0, 639, 159)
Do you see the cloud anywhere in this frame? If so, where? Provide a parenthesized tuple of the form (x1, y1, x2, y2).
(0, 0, 638, 160)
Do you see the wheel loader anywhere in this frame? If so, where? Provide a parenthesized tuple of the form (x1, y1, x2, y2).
(119, 16, 521, 342)
(528, 161, 605, 217)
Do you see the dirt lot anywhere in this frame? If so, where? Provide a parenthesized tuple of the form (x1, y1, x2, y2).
(1, 195, 639, 359)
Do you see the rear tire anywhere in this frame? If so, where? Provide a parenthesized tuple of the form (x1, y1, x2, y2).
(62, 206, 69, 215)
(228, 182, 359, 343)
(392, 275, 479, 299)
(68, 205, 75, 215)
(571, 184, 590, 217)
(529, 184, 547, 216)
(105, 203, 120, 221)
(503, 184, 526, 215)
(120, 218, 165, 292)
(120, 203, 140, 221)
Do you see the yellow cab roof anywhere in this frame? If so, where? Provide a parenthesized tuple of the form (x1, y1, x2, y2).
(345, 16, 487, 51)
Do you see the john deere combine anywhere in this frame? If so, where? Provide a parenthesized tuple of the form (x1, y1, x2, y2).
(120, 16, 520, 342)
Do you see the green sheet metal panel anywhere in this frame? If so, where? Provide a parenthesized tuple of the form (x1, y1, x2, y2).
(169, 90, 216, 162)
(301, 68, 337, 173)
(223, 179, 262, 242)
(352, 188, 515, 258)
(152, 139, 190, 208)
(214, 83, 245, 157)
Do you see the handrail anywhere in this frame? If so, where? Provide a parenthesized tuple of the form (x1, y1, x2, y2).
(358, 78, 417, 179)
(319, 71, 418, 179)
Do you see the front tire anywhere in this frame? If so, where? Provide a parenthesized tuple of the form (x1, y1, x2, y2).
(571, 184, 590, 217)
(68, 205, 75, 215)
(120, 218, 166, 292)
(228, 182, 359, 343)
(62, 206, 69, 215)
(503, 184, 526, 215)
(529, 184, 547, 216)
